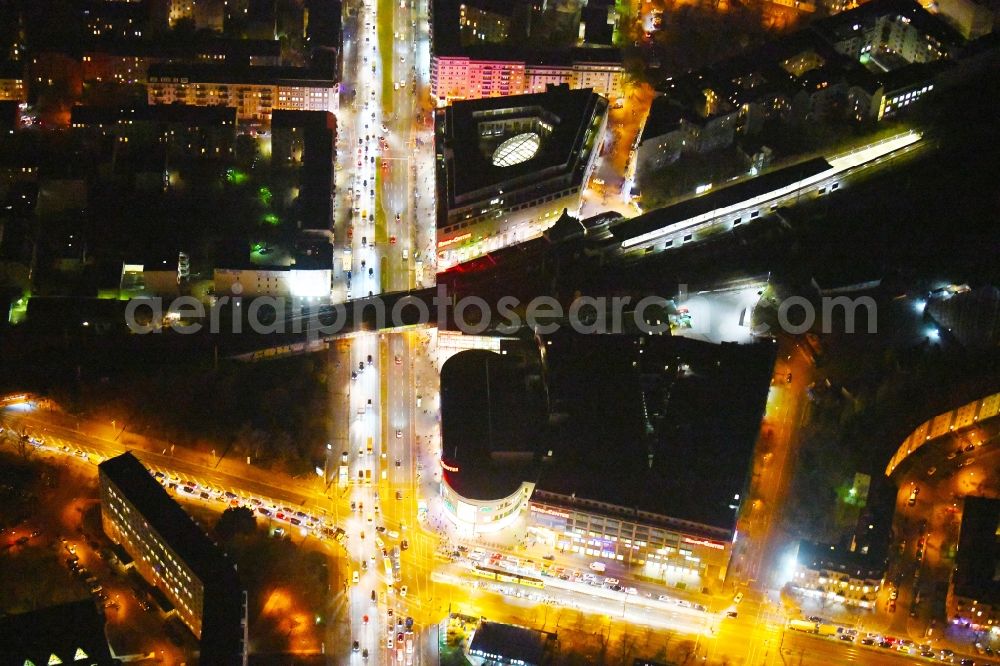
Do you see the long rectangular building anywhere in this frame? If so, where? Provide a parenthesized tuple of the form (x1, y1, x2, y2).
(146, 63, 338, 123)
(99, 452, 248, 665)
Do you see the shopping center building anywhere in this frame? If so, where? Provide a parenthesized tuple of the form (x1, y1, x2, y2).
(438, 332, 774, 589)
(435, 84, 608, 268)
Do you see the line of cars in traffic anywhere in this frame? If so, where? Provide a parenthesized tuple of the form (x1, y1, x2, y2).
(791, 618, 993, 664)
(149, 470, 347, 545)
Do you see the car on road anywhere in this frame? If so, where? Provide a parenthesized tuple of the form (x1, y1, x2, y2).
(400, 585, 407, 597)
(352, 640, 360, 652)
(838, 634, 855, 642)
(589, 562, 606, 573)
(733, 592, 744, 605)
(352, 571, 360, 584)
(860, 638, 877, 646)
(908, 485, 919, 506)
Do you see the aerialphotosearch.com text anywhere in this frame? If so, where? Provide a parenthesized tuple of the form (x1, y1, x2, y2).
(124, 284, 878, 337)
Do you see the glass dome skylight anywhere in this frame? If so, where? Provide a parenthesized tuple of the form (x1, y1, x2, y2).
(491, 132, 541, 167)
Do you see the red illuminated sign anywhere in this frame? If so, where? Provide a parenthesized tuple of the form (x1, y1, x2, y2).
(683, 537, 726, 550)
(530, 505, 570, 519)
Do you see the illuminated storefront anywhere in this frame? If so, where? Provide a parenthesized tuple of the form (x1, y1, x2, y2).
(439, 462, 535, 534)
(528, 491, 733, 588)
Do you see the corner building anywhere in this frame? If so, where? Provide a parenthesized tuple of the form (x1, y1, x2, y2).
(435, 84, 608, 267)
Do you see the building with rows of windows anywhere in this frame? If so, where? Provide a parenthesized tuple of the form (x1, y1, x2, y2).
(99, 452, 247, 665)
(146, 62, 338, 123)
(430, 0, 624, 104)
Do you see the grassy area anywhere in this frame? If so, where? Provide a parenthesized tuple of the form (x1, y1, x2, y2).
(378, 0, 395, 107)
(374, 157, 388, 246)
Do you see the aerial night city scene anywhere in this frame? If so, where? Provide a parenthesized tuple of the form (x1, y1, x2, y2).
(0, 0, 999, 663)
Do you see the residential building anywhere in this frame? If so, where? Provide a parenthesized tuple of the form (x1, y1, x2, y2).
(169, 0, 225, 31)
(435, 84, 607, 266)
(789, 540, 885, 608)
(146, 62, 338, 122)
(432, 50, 624, 103)
(459, 0, 516, 45)
(99, 452, 248, 665)
(635, 0, 966, 174)
(70, 103, 238, 160)
(80, 38, 281, 85)
(431, 0, 623, 103)
(0, 61, 26, 101)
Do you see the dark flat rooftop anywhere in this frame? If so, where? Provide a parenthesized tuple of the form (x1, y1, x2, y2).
(796, 540, 887, 580)
(84, 36, 281, 59)
(432, 0, 621, 63)
(272, 109, 336, 129)
(536, 332, 774, 532)
(438, 86, 606, 206)
(470, 621, 547, 666)
(440, 347, 545, 500)
(953, 496, 1000, 604)
(0, 600, 119, 665)
(613, 157, 832, 243)
(71, 103, 236, 126)
(439, 331, 774, 533)
(100, 452, 238, 585)
(147, 62, 336, 85)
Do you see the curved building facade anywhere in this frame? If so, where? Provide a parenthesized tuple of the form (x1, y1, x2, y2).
(885, 390, 1000, 478)
(439, 469, 535, 533)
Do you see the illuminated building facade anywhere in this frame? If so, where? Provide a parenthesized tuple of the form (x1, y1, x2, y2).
(99, 452, 247, 665)
(440, 473, 536, 533)
(528, 492, 735, 584)
(0, 63, 26, 101)
(147, 63, 338, 123)
(213, 265, 333, 299)
(788, 540, 884, 608)
(431, 55, 624, 104)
